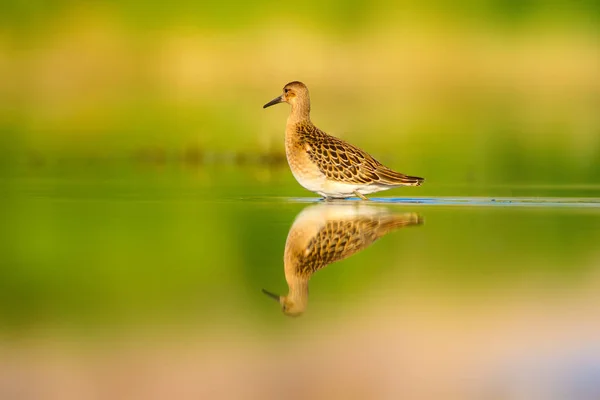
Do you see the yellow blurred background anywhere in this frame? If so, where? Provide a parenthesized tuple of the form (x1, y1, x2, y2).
(1, 3, 600, 399)
(1, 0, 598, 184)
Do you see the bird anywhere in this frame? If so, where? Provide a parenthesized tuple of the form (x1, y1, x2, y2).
(262, 203, 423, 317)
(263, 81, 424, 200)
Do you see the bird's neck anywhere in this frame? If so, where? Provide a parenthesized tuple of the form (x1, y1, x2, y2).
(285, 278, 309, 307)
(287, 101, 311, 126)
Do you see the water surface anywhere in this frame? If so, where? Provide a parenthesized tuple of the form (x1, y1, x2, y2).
(1, 169, 600, 399)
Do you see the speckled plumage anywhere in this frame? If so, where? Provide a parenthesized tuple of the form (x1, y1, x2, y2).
(264, 81, 424, 199)
(294, 121, 423, 186)
(262, 204, 423, 317)
(288, 207, 421, 277)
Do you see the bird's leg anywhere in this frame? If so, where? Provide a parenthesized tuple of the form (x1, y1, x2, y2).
(322, 196, 333, 202)
(354, 191, 370, 201)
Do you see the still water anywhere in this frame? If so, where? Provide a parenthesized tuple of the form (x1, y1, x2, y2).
(1, 167, 600, 399)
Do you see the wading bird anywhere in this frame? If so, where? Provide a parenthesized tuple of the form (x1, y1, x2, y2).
(262, 204, 422, 316)
(263, 81, 424, 200)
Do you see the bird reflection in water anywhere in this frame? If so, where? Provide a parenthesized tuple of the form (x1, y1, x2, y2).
(263, 204, 423, 317)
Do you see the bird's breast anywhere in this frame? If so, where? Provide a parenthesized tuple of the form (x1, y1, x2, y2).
(285, 128, 327, 193)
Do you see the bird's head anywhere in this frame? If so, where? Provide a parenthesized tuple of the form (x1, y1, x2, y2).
(262, 288, 305, 317)
(263, 81, 310, 109)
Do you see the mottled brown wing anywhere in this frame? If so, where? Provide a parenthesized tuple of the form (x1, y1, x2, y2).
(294, 219, 377, 276)
(294, 214, 422, 276)
(297, 123, 423, 186)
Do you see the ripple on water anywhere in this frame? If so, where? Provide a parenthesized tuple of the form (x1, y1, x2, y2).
(286, 196, 600, 208)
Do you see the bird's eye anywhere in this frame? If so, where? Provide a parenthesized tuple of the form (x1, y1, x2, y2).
(284, 88, 289, 93)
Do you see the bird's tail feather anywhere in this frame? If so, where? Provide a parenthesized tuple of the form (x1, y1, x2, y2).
(377, 169, 425, 186)
(380, 213, 424, 232)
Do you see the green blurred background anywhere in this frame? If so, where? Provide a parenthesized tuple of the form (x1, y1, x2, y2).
(1, 0, 599, 330)
(0, 0, 598, 184)
(0, 4, 600, 398)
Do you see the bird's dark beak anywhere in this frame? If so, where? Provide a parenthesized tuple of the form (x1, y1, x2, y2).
(263, 95, 283, 109)
(262, 289, 281, 301)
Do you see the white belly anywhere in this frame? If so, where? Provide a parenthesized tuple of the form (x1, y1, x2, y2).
(285, 133, 390, 198)
(291, 167, 391, 198)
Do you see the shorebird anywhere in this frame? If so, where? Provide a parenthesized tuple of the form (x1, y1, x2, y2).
(263, 81, 424, 200)
(262, 204, 423, 317)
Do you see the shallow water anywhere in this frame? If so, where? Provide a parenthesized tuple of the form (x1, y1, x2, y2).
(1, 169, 600, 399)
